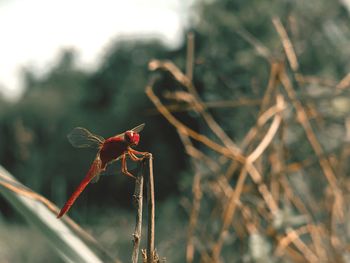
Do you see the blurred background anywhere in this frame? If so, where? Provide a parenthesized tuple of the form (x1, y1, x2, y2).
(1, 0, 350, 262)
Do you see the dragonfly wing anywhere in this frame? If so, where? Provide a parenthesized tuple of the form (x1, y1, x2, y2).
(131, 123, 145, 133)
(57, 157, 102, 218)
(112, 123, 145, 138)
(67, 127, 105, 149)
(91, 173, 101, 183)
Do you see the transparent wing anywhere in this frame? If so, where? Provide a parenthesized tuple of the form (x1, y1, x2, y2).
(113, 123, 145, 138)
(91, 174, 101, 183)
(67, 127, 105, 149)
(131, 123, 145, 133)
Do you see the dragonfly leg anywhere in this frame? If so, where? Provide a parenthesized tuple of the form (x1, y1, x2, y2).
(121, 153, 135, 178)
(128, 151, 143, 161)
(128, 148, 151, 160)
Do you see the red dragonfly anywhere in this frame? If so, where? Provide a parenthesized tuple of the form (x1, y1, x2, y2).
(57, 123, 148, 218)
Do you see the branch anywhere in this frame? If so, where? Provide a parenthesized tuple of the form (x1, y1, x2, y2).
(132, 161, 145, 263)
(272, 17, 299, 72)
(145, 81, 245, 163)
(149, 59, 242, 157)
(147, 154, 156, 263)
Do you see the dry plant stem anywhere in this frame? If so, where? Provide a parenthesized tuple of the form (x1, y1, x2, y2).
(336, 72, 350, 92)
(238, 203, 258, 234)
(247, 96, 284, 162)
(147, 71, 284, 261)
(279, 69, 340, 193)
(234, 27, 271, 59)
(226, 80, 282, 180)
(295, 74, 336, 87)
(141, 249, 147, 263)
(146, 98, 261, 114)
(269, 150, 282, 203)
(240, 63, 281, 156)
(279, 67, 344, 250)
(277, 128, 327, 259)
(283, 227, 319, 263)
(177, 131, 203, 263)
(149, 59, 242, 157)
(186, 32, 194, 81)
(224, 202, 256, 244)
(308, 224, 328, 261)
(146, 154, 155, 263)
(146, 80, 284, 165)
(272, 15, 333, 155)
(132, 163, 144, 263)
(241, 97, 284, 152)
(283, 247, 307, 262)
(224, 160, 240, 181)
(279, 176, 312, 217)
(272, 17, 340, 195)
(272, 17, 299, 71)
(258, 62, 281, 116)
(275, 226, 315, 259)
(146, 83, 245, 163)
(186, 146, 221, 173)
(146, 81, 281, 213)
(211, 166, 248, 261)
(186, 170, 202, 263)
(241, 104, 283, 151)
(244, 96, 284, 214)
(147, 81, 282, 200)
(210, 96, 284, 261)
(336, 118, 350, 179)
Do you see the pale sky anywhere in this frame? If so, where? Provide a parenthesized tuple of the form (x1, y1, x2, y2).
(0, 0, 192, 100)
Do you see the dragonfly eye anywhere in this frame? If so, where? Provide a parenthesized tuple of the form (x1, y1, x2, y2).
(125, 131, 139, 145)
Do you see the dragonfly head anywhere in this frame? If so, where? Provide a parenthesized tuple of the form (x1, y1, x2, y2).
(125, 130, 140, 146)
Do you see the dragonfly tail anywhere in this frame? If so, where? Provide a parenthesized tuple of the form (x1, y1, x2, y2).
(57, 157, 102, 218)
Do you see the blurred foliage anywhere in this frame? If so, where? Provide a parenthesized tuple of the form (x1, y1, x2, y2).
(0, 42, 189, 216)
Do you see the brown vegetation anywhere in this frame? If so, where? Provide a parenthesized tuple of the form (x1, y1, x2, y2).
(144, 22, 350, 262)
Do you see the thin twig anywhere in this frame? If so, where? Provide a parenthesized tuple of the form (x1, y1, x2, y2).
(177, 130, 203, 263)
(278, 64, 345, 251)
(279, 66, 340, 193)
(210, 96, 284, 261)
(247, 95, 285, 163)
(241, 63, 282, 150)
(186, 32, 195, 81)
(183, 33, 204, 262)
(132, 162, 145, 263)
(145, 81, 245, 163)
(274, 226, 315, 259)
(147, 75, 285, 262)
(211, 166, 248, 261)
(234, 27, 272, 59)
(272, 17, 299, 72)
(186, 169, 202, 263)
(149, 59, 243, 157)
(336, 72, 350, 91)
(147, 154, 155, 263)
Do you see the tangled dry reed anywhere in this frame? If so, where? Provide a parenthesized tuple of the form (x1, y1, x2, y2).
(145, 19, 350, 262)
